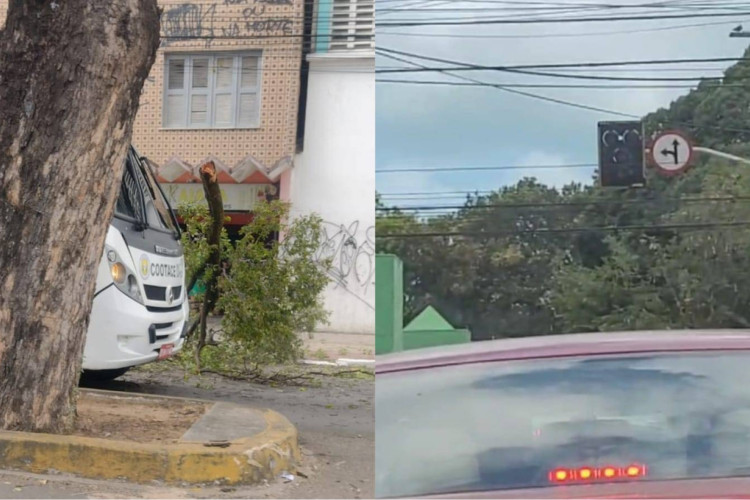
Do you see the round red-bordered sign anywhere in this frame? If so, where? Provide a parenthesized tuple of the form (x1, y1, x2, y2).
(648, 130, 694, 177)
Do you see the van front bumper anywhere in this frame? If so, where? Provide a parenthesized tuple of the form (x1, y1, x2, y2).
(82, 285, 188, 370)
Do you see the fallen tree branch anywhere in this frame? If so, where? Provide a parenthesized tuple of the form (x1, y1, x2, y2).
(197, 369, 314, 385)
(304, 369, 374, 377)
(195, 367, 373, 386)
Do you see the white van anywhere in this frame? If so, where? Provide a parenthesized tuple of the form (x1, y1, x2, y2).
(82, 146, 189, 381)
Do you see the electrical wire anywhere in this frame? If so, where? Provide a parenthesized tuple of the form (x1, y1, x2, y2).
(376, 10, 750, 27)
(378, 18, 750, 38)
(377, 50, 641, 118)
(377, 220, 750, 238)
(377, 163, 598, 173)
(378, 51, 750, 70)
(379, 5, 750, 13)
(376, 79, 739, 89)
(376, 195, 750, 211)
(376, 48, 744, 82)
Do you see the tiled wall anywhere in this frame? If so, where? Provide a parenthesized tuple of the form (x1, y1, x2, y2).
(0, 0, 302, 173)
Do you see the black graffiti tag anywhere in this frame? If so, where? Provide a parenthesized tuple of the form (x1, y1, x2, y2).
(162, 3, 217, 40)
(315, 222, 375, 302)
(243, 8, 293, 35)
(162, 2, 294, 45)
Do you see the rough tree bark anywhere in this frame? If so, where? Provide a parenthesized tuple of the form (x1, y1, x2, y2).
(195, 161, 224, 369)
(0, 0, 160, 433)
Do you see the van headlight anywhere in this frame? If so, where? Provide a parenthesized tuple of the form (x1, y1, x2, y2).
(106, 246, 144, 304)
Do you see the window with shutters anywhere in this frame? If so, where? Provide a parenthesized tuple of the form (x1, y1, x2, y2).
(163, 52, 262, 129)
(329, 0, 374, 51)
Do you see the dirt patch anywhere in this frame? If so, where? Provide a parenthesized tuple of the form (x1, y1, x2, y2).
(71, 391, 210, 444)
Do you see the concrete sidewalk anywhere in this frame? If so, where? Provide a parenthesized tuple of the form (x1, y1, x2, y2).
(300, 332, 374, 365)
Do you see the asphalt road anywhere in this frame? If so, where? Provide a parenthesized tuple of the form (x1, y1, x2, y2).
(0, 365, 374, 499)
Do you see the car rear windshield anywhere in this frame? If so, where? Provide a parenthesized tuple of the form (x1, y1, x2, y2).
(376, 351, 750, 498)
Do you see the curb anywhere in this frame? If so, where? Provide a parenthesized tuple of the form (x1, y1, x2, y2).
(301, 358, 375, 367)
(0, 390, 300, 485)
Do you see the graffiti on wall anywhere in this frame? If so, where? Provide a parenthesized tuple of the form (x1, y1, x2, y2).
(162, 1, 295, 47)
(315, 221, 375, 310)
(162, 3, 217, 42)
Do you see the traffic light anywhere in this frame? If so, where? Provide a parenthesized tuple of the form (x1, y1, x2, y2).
(598, 121, 645, 188)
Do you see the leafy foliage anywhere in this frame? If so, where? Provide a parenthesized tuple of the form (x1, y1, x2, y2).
(179, 202, 231, 298)
(219, 201, 331, 364)
(180, 200, 331, 366)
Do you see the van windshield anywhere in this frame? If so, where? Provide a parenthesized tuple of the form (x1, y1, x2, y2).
(115, 157, 144, 222)
(114, 151, 179, 238)
(135, 154, 179, 237)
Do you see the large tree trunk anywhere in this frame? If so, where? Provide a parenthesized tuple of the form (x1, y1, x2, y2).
(0, 0, 159, 433)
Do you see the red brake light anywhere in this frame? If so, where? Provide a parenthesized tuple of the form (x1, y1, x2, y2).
(626, 464, 647, 477)
(548, 464, 647, 484)
(551, 469, 568, 482)
(602, 466, 617, 478)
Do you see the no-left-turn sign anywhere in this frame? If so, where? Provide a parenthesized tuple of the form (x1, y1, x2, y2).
(649, 130, 693, 176)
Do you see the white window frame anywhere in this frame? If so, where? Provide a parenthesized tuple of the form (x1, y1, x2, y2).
(162, 51, 263, 130)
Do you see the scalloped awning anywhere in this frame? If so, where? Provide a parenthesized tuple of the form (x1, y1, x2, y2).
(152, 153, 293, 185)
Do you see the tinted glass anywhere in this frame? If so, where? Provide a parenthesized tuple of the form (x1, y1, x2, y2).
(376, 352, 750, 497)
(115, 158, 142, 220)
(135, 154, 178, 236)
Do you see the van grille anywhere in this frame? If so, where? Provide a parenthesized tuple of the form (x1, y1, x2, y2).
(144, 285, 183, 302)
(144, 285, 165, 301)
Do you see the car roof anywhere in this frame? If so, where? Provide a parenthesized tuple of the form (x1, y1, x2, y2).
(376, 329, 750, 374)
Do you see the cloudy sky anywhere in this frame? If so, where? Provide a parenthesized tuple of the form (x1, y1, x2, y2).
(375, 0, 750, 207)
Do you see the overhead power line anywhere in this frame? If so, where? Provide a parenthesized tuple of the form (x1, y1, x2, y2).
(380, 190, 495, 196)
(378, 52, 750, 71)
(376, 49, 746, 81)
(377, 49, 750, 135)
(376, 195, 750, 211)
(376, 79, 743, 89)
(377, 220, 750, 238)
(376, 10, 750, 27)
(378, 18, 750, 38)
(378, 4, 750, 13)
(373, 0, 737, 5)
(377, 51, 640, 118)
(377, 162, 598, 173)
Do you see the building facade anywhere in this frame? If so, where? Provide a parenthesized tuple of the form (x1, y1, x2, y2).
(141, 0, 305, 227)
(290, 0, 375, 334)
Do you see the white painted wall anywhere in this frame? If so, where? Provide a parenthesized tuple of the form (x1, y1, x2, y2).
(291, 51, 375, 334)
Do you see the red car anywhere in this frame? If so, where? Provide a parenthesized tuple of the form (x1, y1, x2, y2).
(376, 330, 750, 498)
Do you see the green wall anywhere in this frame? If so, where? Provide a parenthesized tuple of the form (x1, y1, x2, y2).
(376, 254, 471, 355)
(376, 254, 403, 355)
(403, 329, 472, 350)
